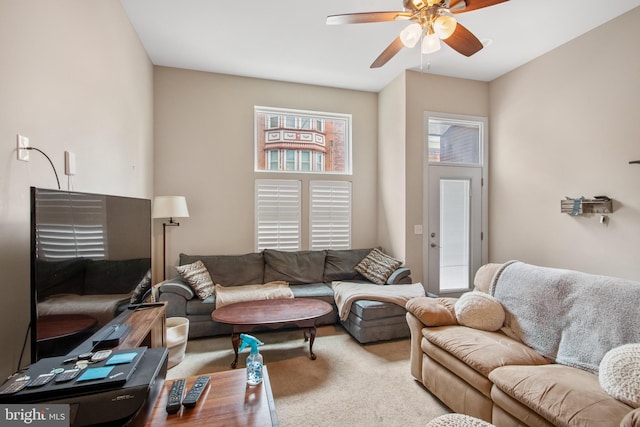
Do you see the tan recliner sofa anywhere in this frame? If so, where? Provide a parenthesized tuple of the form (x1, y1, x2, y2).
(406, 261, 640, 426)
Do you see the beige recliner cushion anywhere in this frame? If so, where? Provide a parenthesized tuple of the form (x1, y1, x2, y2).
(489, 364, 633, 427)
(473, 263, 502, 293)
(424, 326, 549, 377)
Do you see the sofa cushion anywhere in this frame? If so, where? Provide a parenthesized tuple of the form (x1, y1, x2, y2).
(186, 298, 216, 316)
(489, 364, 633, 427)
(176, 260, 215, 300)
(323, 248, 372, 282)
(354, 248, 402, 285)
(351, 299, 407, 320)
(263, 249, 326, 284)
(180, 252, 264, 286)
(599, 343, 640, 408)
(454, 291, 505, 332)
(423, 326, 549, 377)
(406, 297, 458, 327)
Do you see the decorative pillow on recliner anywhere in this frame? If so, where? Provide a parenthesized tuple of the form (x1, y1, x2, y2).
(354, 248, 402, 285)
(175, 260, 215, 300)
(454, 291, 505, 332)
(599, 343, 640, 408)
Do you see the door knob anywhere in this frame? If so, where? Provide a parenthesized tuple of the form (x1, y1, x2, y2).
(430, 243, 438, 248)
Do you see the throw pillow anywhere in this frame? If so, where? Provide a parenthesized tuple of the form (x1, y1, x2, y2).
(354, 248, 402, 285)
(130, 269, 153, 304)
(599, 343, 640, 408)
(454, 291, 505, 332)
(175, 260, 215, 300)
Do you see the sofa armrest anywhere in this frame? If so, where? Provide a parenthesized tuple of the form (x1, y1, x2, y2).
(405, 296, 458, 326)
(159, 276, 195, 301)
(386, 267, 411, 284)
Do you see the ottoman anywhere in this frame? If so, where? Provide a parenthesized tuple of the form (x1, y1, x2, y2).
(340, 300, 410, 343)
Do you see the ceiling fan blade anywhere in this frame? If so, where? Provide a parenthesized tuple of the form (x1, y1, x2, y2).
(370, 36, 405, 68)
(442, 23, 483, 57)
(451, 0, 508, 13)
(327, 11, 412, 25)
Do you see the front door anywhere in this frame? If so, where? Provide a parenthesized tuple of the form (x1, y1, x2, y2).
(423, 112, 487, 296)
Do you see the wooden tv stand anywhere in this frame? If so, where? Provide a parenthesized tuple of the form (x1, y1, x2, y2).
(71, 302, 166, 354)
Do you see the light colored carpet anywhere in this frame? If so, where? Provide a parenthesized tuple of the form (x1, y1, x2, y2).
(166, 325, 451, 426)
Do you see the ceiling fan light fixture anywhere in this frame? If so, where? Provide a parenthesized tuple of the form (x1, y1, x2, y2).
(422, 31, 441, 54)
(400, 23, 422, 48)
(434, 14, 457, 39)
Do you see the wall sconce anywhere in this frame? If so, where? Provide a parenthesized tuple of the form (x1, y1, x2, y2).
(152, 196, 190, 280)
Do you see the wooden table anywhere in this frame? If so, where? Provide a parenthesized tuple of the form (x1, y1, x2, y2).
(70, 302, 166, 354)
(143, 367, 278, 427)
(212, 299, 333, 368)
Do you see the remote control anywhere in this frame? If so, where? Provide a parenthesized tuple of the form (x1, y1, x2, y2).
(55, 369, 81, 383)
(27, 373, 55, 388)
(91, 350, 112, 363)
(0, 376, 30, 394)
(165, 379, 186, 414)
(181, 375, 210, 408)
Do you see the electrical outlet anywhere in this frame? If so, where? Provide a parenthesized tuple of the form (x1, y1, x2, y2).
(17, 134, 29, 161)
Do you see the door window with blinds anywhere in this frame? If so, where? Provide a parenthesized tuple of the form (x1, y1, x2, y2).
(255, 179, 352, 251)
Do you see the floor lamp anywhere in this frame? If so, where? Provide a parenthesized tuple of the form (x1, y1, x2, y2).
(152, 196, 190, 280)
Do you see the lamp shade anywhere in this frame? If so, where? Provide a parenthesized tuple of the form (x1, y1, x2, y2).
(152, 196, 190, 219)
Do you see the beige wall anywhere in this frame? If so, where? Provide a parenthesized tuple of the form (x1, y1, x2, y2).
(0, 0, 153, 378)
(404, 71, 490, 284)
(489, 7, 640, 280)
(378, 73, 407, 261)
(153, 67, 378, 279)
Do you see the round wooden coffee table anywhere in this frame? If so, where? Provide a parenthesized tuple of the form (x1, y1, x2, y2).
(212, 298, 333, 368)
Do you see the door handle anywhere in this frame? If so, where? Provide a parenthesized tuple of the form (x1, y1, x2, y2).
(430, 243, 441, 248)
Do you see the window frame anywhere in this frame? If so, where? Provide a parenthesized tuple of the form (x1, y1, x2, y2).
(254, 106, 352, 175)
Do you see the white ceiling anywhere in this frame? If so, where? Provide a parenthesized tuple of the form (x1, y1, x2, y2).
(120, 0, 640, 92)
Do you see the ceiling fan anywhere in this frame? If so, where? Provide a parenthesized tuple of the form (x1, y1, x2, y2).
(327, 0, 509, 68)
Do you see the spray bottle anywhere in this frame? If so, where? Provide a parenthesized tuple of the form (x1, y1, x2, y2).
(239, 333, 264, 385)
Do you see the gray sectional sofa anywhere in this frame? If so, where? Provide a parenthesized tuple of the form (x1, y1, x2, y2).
(158, 248, 413, 343)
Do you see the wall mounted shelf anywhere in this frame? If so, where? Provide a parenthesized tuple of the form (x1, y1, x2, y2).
(561, 198, 613, 215)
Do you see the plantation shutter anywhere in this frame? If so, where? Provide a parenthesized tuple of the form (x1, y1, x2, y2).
(255, 179, 301, 251)
(34, 189, 108, 260)
(310, 180, 351, 250)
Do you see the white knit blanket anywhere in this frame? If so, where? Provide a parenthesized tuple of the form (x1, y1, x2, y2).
(331, 281, 425, 321)
(214, 281, 293, 308)
(490, 261, 640, 373)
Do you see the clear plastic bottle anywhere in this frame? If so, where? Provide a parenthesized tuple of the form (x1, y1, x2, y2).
(246, 351, 263, 386)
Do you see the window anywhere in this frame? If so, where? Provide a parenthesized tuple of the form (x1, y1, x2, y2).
(267, 150, 279, 170)
(255, 180, 301, 251)
(310, 181, 351, 250)
(427, 117, 483, 165)
(255, 106, 351, 174)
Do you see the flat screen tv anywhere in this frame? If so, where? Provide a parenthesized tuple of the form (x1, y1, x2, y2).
(30, 187, 151, 362)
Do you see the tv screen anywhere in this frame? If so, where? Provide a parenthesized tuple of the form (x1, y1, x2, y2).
(30, 187, 151, 362)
